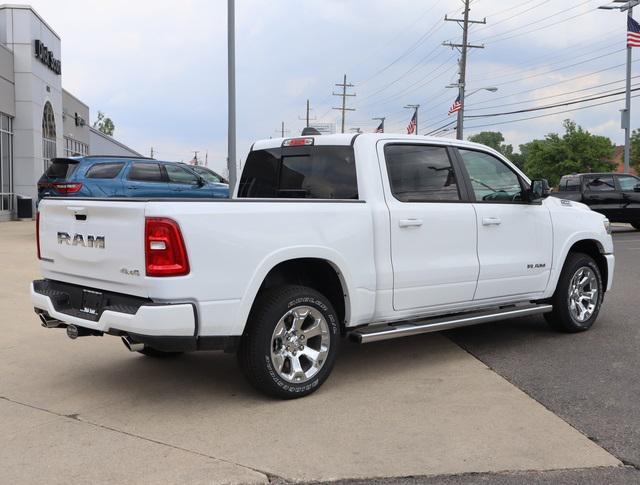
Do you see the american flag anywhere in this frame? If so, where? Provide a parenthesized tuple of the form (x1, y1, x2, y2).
(375, 120, 384, 133)
(406, 111, 417, 134)
(448, 95, 462, 115)
(628, 16, 640, 48)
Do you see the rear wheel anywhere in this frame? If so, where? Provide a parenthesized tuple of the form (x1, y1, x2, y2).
(544, 252, 603, 333)
(238, 285, 340, 399)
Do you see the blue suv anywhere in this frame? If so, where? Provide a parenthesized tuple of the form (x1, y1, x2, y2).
(38, 156, 229, 201)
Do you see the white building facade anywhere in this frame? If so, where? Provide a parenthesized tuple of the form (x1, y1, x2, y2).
(0, 4, 141, 221)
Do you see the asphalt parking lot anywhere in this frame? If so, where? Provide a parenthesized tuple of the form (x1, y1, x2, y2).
(1, 222, 638, 484)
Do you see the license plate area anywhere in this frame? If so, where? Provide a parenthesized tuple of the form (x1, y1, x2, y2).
(80, 289, 103, 316)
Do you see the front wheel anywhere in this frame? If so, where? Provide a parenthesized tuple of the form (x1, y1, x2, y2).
(544, 252, 603, 333)
(238, 285, 340, 399)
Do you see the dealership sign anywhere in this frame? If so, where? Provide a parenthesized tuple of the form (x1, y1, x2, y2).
(34, 40, 61, 75)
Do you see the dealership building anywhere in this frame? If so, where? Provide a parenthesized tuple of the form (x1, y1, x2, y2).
(0, 4, 141, 220)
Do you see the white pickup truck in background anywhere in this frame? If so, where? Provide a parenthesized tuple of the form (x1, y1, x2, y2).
(32, 133, 615, 398)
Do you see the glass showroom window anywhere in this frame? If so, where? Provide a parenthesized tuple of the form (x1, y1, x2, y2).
(64, 136, 88, 157)
(0, 113, 14, 215)
(42, 102, 57, 170)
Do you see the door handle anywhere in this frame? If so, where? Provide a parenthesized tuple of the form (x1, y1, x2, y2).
(399, 219, 423, 228)
(482, 216, 502, 226)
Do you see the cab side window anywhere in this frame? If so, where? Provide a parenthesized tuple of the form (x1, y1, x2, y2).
(384, 144, 460, 202)
(585, 176, 615, 192)
(458, 149, 523, 202)
(618, 175, 640, 191)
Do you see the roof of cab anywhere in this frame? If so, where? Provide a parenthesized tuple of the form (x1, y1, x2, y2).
(250, 132, 505, 152)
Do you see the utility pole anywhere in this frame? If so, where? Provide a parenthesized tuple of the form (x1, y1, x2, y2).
(372, 116, 386, 133)
(333, 74, 356, 133)
(275, 122, 290, 138)
(150, 147, 154, 158)
(599, 0, 639, 173)
(193, 151, 199, 165)
(227, 0, 237, 192)
(443, 0, 486, 140)
(298, 99, 317, 127)
(404, 105, 420, 135)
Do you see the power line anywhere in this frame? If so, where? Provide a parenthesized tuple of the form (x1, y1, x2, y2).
(470, 37, 620, 84)
(466, 76, 640, 112)
(470, 60, 638, 107)
(474, 0, 551, 33)
(477, 48, 625, 89)
(465, 92, 640, 130)
(466, 86, 640, 118)
(475, 0, 594, 43)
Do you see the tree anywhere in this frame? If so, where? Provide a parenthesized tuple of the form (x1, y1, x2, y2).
(523, 120, 615, 187)
(468, 131, 514, 158)
(92, 111, 115, 136)
(630, 129, 640, 173)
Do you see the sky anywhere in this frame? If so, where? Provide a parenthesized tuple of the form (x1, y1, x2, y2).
(28, 0, 639, 175)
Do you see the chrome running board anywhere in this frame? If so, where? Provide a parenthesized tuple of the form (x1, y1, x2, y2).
(348, 303, 553, 344)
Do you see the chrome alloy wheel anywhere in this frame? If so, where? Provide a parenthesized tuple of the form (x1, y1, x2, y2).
(270, 306, 330, 384)
(568, 266, 599, 323)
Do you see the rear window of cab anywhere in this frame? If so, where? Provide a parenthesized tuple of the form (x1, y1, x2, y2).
(238, 146, 358, 199)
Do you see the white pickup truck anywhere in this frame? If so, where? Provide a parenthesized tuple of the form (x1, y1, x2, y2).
(32, 134, 615, 398)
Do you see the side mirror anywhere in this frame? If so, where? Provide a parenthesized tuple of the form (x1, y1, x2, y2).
(634, 183, 640, 192)
(530, 179, 550, 201)
(196, 176, 206, 187)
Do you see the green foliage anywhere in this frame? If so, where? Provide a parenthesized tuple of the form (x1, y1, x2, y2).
(92, 111, 115, 136)
(468, 131, 514, 158)
(522, 120, 615, 187)
(630, 129, 640, 173)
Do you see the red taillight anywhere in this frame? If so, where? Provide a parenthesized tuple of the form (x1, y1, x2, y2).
(52, 182, 82, 194)
(145, 217, 190, 277)
(36, 211, 42, 260)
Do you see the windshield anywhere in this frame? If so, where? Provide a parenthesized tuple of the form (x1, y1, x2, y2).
(44, 160, 79, 179)
(192, 166, 221, 183)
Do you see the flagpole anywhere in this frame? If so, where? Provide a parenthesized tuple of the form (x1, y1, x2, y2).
(624, 7, 633, 174)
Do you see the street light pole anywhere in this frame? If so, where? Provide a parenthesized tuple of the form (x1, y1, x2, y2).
(625, 7, 633, 174)
(599, 0, 640, 173)
(227, 0, 237, 192)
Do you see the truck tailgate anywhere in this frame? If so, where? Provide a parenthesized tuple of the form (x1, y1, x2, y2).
(38, 199, 149, 298)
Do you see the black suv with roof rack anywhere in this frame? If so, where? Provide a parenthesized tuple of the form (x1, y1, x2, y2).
(552, 172, 640, 230)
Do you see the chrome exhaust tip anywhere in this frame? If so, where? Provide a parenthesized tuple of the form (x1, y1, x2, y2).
(121, 336, 144, 352)
(38, 312, 63, 329)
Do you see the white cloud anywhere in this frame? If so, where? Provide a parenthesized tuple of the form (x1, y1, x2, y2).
(26, 0, 637, 165)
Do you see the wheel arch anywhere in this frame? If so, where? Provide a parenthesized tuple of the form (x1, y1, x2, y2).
(566, 239, 608, 291)
(238, 248, 353, 335)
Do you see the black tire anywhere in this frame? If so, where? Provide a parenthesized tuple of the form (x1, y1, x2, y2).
(137, 346, 183, 358)
(238, 285, 340, 399)
(632, 222, 640, 231)
(544, 252, 603, 333)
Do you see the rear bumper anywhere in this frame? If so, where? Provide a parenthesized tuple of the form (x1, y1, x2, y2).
(31, 279, 196, 337)
(31, 279, 240, 352)
(605, 254, 615, 292)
